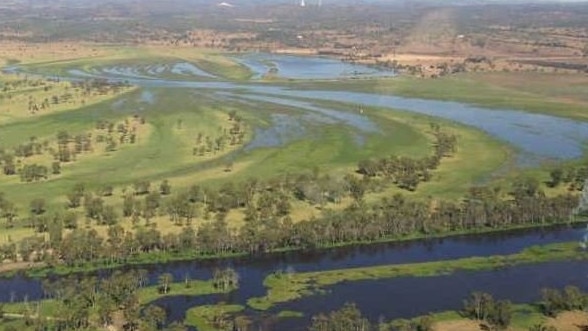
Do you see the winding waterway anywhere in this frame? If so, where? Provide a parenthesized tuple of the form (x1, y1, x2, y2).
(3, 54, 588, 329)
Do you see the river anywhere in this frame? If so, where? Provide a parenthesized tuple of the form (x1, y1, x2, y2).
(2, 54, 588, 329)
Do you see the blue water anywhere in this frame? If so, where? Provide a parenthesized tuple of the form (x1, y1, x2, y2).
(234, 53, 395, 80)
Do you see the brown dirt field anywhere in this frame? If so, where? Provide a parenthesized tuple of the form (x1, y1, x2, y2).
(547, 311, 588, 331)
(0, 261, 45, 273)
(434, 319, 484, 331)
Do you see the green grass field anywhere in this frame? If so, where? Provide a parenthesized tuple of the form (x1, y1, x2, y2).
(185, 304, 246, 331)
(290, 72, 588, 121)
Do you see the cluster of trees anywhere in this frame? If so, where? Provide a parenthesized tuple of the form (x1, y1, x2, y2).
(309, 303, 371, 331)
(357, 125, 457, 191)
(463, 287, 588, 331)
(192, 110, 246, 157)
(0, 116, 144, 183)
(0, 171, 582, 266)
(309, 302, 432, 331)
(19, 164, 48, 182)
(549, 164, 588, 191)
(95, 115, 144, 150)
(70, 78, 130, 97)
(540, 286, 588, 317)
(0, 270, 188, 331)
(462, 292, 512, 330)
(0, 78, 129, 116)
(212, 267, 240, 291)
(0, 265, 240, 331)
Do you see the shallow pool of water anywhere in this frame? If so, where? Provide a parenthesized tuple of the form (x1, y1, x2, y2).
(234, 53, 395, 80)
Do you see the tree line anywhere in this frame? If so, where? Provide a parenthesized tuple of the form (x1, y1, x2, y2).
(357, 124, 457, 191)
(0, 172, 581, 268)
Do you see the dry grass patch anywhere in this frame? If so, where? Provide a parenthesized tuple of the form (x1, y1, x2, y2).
(434, 319, 483, 331)
(0, 42, 110, 64)
(547, 311, 588, 331)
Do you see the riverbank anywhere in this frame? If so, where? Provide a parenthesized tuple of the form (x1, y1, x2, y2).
(287, 72, 588, 122)
(389, 304, 588, 331)
(1, 220, 585, 279)
(247, 241, 588, 310)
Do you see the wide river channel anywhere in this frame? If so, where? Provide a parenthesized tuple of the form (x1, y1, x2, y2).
(3, 54, 588, 330)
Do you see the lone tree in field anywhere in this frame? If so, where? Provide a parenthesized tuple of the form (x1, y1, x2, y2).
(158, 273, 174, 294)
(30, 198, 46, 215)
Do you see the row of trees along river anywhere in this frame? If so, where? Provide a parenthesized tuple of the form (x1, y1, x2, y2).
(0, 126, 586, 268)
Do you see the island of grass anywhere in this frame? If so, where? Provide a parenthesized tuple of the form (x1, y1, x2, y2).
(185, 304, 246, 331)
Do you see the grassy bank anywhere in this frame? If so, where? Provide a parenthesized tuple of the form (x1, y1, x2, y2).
(185, 304, 246, 331)
(247, 241, 588, 310)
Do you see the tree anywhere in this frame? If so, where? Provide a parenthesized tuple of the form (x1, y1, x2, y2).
(309, 302, 370, 331)
(488, 300, 512, 330)
(67, 183, 85, 208)
(134, 180, 151, 195)
(123, 195, 136, 217)
(158, 273, 174, 294)
(463, 292, 512, 330)
(463, 292, 494, 321)
(143, 304, 167, 329)
(212, 267, 239, 291)
(30, 198, 46, 215)
(549, 168, 563, 187)
(160, 180, 172, 195)
(52, 161, 61, 175)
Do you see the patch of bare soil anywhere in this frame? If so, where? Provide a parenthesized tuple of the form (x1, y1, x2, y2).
(433, 319, 484, 331)
(0, 261, 45, 274)
(547, 311, 588, 331)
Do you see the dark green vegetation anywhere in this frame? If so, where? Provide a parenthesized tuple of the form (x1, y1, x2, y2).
(0, 267, 239, 331)
(247, 242, 588, 310)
